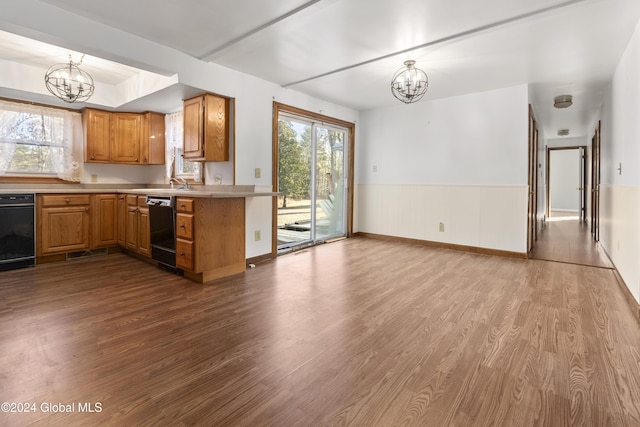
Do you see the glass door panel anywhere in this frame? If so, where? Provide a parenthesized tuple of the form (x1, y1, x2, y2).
(315, 125, 346, 241)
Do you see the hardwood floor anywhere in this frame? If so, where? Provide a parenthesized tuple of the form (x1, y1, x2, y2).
(1, 238, 639, 426)
(529, 214, 613, 269)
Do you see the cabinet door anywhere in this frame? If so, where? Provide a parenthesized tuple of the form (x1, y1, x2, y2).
(91, 194, 117, 248)
(112, 113, 141, 163)
(40, 206, 90, 255)
(183, 96, 204, 160)
(125, 205, 139, 251)
(117, 195, 126, 247)
(141, 112, 165, 164)
(83, 109, 111, 162)
(203, 93, 229, 161)
(137, 206, 151, 257)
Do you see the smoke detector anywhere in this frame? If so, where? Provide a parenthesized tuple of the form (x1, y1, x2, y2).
(557, 129, 570, 136)
(554, 95, 573, 108)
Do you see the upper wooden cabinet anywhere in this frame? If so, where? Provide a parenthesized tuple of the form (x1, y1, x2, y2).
(111, 113, 141, 163)
(141, 112, 166, 164)
(183, 93, 229, 162)
(84, 108, 111, 162)
(83, 109, 165, 165)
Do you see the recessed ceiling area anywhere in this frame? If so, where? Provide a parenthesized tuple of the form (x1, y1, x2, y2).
(1, 0, 639, 137)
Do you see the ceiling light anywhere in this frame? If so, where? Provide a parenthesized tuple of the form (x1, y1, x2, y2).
(557, 129, 570, 136)
(553, 94, 573, 109)
(44, 54, 94, 103)
(391, 60, 428, 104)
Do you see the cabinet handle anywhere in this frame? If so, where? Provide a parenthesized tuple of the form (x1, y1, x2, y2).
(144, 156, 147, 162)
(85, 207, 89, 212)
(180, 224, 186, 229)
(65, 198, 70, 203)
(90, 155, 95, 160)
(135, 158, 139, 162)
(180, 204, 186, 209)
(179, 252, 185, 256)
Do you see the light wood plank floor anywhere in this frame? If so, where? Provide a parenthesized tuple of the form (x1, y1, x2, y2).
(1, 238, 639, 426)
(529, 214, 614, 269)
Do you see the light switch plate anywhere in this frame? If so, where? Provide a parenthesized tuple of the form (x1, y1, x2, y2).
(255, 168, 261, 178)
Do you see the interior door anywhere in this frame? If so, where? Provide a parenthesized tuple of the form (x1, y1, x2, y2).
(527, 108, 537, 253)
(579, 147, 586, 222)
(591, 121, 601, 241)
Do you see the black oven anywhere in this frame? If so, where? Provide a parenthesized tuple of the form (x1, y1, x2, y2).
(0, 193, 35, 271)
(147, 195, 176, 268)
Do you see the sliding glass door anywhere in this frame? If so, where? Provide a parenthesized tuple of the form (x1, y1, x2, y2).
(277, 115, 348, 252)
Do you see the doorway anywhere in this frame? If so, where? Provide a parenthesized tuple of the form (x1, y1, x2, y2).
(272, 103, 355, 255)
(546, 146, 586, 222)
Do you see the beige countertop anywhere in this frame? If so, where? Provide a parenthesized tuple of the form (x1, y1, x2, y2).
(0, 185, 279, 198)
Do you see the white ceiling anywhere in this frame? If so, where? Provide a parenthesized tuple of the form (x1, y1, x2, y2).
(2, 0, 640, 139)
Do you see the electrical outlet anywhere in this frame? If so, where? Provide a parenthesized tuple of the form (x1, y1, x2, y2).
(255, 168, 261, 178)
(214, 174, 222, 184)
(90, 174, 98, 183)
(372, 165, 378, 173)
(439, 222, 445, 232)
(254, 230, 261, 241)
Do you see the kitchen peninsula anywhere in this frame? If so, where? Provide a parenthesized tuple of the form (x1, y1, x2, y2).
(2, 185, 276, 283)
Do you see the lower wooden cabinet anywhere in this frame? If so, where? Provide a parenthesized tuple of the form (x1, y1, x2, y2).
(37, 194, 91, 256)
(91, 194, 118, 248)
(124, 195, 150, 257)
(176, 197, 245, 282)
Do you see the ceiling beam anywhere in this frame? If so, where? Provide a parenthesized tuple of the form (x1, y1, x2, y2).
(198, 0, 325, 62)
(283, 0, 593, 88)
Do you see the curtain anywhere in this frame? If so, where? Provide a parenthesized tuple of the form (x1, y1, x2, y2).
(0, 100, 83, 181)
(165, 111, 202, 182)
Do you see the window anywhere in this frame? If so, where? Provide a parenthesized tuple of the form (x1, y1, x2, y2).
(0, 100, 83, 181)
(165, 111, 202, 182)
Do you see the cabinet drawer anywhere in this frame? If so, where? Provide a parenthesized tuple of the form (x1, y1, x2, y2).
(176, 213, 194, 240)
(126, 195, 139, 206)
(176, 198, 194, 213)
(176, 238, 194, 270)
(40, 194, 91, 207)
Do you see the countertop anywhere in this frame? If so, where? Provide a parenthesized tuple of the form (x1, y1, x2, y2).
(0, 185, 279, 198)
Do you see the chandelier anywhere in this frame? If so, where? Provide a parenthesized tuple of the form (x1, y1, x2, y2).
(44, 54, 95, 103)
(391, 60, 428, 104)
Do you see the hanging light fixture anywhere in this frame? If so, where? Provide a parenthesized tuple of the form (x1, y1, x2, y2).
(391, 60, 429, 104)
(44, 54, 95, 103)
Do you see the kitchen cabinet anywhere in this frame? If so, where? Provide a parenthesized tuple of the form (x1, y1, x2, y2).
(37, 194, 91, 256)
(83, 109, 165, 165)
(183, 93, 229, 162)
(117, 194, 126, 247)
(176, 197, 245, 282)
(125, 195, 150, 257)
(84, 108, 111, 162)
(111, 113, 141, 163)
(140, 112, 165, 164)
(91, 194, 118, 248)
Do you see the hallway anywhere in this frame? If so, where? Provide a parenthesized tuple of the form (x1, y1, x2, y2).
(529, 212, 614, 269)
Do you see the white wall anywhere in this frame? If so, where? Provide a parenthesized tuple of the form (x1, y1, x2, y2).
(598, 17, 640, 303)
(357, 85, 529, 253)
(549, 149, 580, 212)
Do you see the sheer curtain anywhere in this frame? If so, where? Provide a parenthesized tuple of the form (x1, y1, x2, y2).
(0, 100, 83, 181)
(165, 111, 202, 182)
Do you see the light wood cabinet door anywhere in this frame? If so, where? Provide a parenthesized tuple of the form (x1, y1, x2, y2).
(203, 93, 229, 162)
(141, 112, 165, 164)
(91, 194, 117, 248)
(83, 108, 111, 162)
(183, 96, 204, 160)
(111, 113, 141, 163)
(39, 206, 90, 255)
(137, 205, 150, 257)
(117, 194, 126, 247)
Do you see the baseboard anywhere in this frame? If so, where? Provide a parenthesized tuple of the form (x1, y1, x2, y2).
(354, 232, 527, 259)
(246, 253, 274, 266)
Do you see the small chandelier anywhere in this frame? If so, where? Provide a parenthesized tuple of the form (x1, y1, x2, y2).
(44, 54, 95, 103)
(391, 60, 429, 104)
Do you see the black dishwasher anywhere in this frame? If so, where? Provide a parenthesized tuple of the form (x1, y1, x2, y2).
(0, 193, 35, 271)
(147, 195, 176, 268)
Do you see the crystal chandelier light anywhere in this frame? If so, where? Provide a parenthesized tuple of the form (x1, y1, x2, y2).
(390, 60, 428, 104)
(44, 54, 95, 103)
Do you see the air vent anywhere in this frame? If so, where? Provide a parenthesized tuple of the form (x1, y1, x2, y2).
(557, 129, 570, 136)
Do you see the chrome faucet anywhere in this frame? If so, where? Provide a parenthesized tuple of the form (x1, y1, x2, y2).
(169, 177, 190, 190)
